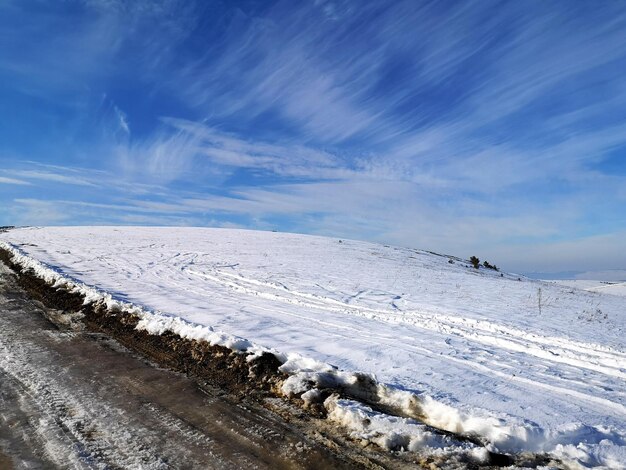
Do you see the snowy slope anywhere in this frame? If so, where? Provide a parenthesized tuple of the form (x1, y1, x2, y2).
(1, 226, 625, 468)
(550, 280, 626, 298)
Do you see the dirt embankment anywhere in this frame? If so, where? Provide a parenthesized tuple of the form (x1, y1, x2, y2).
(0, 247, 285, 398)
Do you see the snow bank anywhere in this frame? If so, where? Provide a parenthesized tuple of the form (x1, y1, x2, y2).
(1, 227, 625, 468)
(0, 241, 270, 358)
(324, 394, 490, 463)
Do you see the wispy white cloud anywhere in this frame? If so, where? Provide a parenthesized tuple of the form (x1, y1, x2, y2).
(0, 176, 30, 185)
(2, 162, 170, 196)
(10, 199, 72, 225)
(9, 170, 99, 187)
(0, 0, 198, 104)
(113, 104, 130, 136)
(115, 118, 355, 184)
(172, 1, 626, 152)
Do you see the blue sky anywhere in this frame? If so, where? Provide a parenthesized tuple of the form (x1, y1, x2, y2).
(1, 0, 625, 273)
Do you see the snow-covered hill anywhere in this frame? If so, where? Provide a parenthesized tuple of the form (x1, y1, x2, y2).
(550, 279, 626, 298)
(1, 226, 625, 468)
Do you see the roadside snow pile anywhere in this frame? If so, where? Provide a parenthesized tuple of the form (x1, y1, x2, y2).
(324, 395, 490, 462)
(1, 226, 625, 468)
(0, 240, 272, 358)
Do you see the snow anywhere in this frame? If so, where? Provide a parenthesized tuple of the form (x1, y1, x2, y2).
(1, 226, 625, 468)
(323, 394, 491, 463)
(549, 280, 626, 298)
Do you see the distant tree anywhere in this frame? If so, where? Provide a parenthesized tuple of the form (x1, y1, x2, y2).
(470, 256, 480, 269)
(480, 257, 500, 271)
(483, 260, 499, 271)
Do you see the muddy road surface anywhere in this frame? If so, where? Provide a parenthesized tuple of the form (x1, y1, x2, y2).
(0, 261, 388, 470)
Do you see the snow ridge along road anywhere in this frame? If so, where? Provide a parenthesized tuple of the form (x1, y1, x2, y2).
(1, 226, 625, 468)
(0, 261, 369, 469)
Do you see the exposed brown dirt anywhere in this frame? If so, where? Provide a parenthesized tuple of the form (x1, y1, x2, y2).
(0, 450, 13, 470)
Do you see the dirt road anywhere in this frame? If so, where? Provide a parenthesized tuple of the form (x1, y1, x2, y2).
(0, 261, 381, 469)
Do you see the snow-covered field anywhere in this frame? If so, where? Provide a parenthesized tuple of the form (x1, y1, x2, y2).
(549, 280, 626, 298)
(1, 226, 625, 468)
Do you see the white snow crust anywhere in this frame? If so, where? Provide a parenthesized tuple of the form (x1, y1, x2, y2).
(1, 226, 625, 468)
(549, 280, 626, 298)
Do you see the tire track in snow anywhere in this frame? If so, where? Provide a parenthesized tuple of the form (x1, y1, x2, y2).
(245, 303, 626, 419)
(186, 268, 626, 381)
(60, 254, 623, 421)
